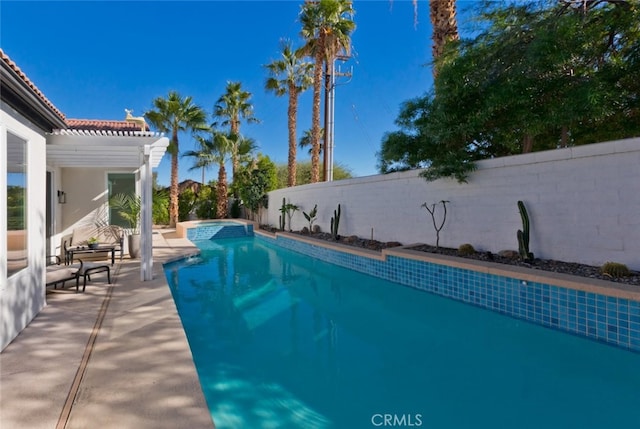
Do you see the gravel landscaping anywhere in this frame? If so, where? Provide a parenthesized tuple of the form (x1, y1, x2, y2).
(273, 229, 640, 287)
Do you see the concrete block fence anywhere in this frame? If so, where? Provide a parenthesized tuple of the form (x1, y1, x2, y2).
(265, 138, 640, 270)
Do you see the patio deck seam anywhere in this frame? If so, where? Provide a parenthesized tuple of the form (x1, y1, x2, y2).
(55, 263, 120, 429)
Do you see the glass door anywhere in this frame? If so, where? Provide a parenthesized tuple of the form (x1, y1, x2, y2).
(107, 173, 135, 229)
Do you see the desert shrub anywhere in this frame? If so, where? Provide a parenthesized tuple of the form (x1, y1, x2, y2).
(152, 189, 169, 225)
(178, 189, 197, 221)
(230, 198, 242, 218)
(601, 262, 630, 278)
(195, 185, 216, 219)
(458, 243, 476, 256)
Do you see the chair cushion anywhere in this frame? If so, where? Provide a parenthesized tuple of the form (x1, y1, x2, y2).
(71, 226, 96, 246)
(46, 266, 78, 284)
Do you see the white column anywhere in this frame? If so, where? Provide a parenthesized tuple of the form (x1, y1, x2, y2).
(140, 145, 153, 281)
(0, 124, 7, 285)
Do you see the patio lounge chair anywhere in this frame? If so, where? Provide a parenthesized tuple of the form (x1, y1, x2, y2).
(76, 261, 111, 292)
(46, 256, 111, 293)
(46, 256, 82, 292)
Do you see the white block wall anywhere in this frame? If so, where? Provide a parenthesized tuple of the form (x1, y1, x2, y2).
(266, 138, 640, 270)
(1, 104, 48, 351)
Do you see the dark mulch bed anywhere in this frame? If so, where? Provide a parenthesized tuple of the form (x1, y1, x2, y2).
(260, 226, 640, 286)
(409, 244, 640, 286)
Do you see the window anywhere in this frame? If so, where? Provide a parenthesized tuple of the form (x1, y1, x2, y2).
(7, 133, 27, 276)
(108, 173, 135, 228)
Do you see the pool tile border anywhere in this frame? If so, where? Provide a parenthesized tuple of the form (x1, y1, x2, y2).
(257, 231, 640, 353)
(184, 222, 253, 241)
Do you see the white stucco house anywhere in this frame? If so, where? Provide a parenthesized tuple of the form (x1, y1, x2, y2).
(0, 49, 169, 350)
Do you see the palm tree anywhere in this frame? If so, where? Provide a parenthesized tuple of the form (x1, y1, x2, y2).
(184, 130, 234, 219)
(145, 91, 208, 227)
(265, 40, 314, 187)
(228, 133, 258, 199)
(183, 133, 218, 185)
(300, 0, 355, 183)
(213, 81, 260, 178)
(299, 127, 324, 156)
(235, 134, 259, 168)
(396, 1, 458, 77)
(429, 0, 459, 77)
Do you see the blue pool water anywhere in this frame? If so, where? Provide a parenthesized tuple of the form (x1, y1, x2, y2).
(165, 237, 640, 429)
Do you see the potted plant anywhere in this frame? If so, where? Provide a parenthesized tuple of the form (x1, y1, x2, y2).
(109, 193, 141, 258)
(87, 237, 99, 249)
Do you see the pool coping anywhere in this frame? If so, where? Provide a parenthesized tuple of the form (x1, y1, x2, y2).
(260, 230, 640, 302)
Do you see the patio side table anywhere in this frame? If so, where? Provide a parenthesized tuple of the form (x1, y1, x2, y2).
(66, 245, 116, 266)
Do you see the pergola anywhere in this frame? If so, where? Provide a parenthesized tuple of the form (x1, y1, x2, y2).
(47, 129, 169, 281)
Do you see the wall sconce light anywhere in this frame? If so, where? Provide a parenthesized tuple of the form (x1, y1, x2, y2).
(57, 190, 66, 204)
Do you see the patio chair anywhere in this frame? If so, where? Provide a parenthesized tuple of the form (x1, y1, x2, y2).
(47, 256, 111, 292)
(63, 226, 124, 265)
(46, 256, 82, 292)
(70, 225, 124, 261)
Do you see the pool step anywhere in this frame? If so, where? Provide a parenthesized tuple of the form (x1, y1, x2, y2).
(187, 224, 254, 241)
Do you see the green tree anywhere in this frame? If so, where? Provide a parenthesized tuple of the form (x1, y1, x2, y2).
(184, 130, 235, 218)
(7, 186, 26, 230)
(195, 185, 217, 220)
(265, 40, 314, 188)
(379, 0, 640, 182)
(300, 0, 356, 183)
(274, 160, 352, 188)
(214, 81, 260, 178)
(152, 188, 170, 225)
(227, 134, 259, 198)
(145, 91, 208, 227)
(178, 188, 197, 222)
(235, 154, 277, 222)
(254, 153, 279, 191)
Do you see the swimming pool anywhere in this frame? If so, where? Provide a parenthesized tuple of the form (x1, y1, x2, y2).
(165, 236, 640, 429)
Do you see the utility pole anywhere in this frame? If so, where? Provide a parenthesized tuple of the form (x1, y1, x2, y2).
(323, 55, 352, 182)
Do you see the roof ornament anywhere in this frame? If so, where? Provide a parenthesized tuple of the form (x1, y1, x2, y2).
(124, 109, 148, 131)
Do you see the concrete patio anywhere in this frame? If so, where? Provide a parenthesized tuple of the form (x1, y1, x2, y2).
(0, 229, 214, 429)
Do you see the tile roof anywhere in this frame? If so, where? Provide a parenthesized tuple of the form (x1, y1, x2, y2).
(66, 119, 150, 132)
(1, 49, 150, 134)
(0, 48, 66, 121)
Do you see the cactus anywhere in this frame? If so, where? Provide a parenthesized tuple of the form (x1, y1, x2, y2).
(601, 262, 630, 278)
(330, 204, 341, 240)
(517, 200, 533, 261)
(278, 198, 299, 232)
(458, 243, 476, 256)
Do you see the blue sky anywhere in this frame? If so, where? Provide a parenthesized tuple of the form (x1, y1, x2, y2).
(1, 1, 473, 186)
